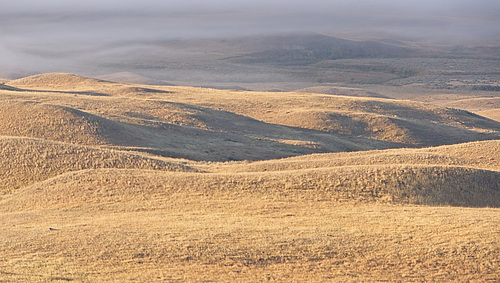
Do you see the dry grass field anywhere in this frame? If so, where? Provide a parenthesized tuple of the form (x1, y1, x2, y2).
(478, 109, 500, 123)
(1, 73, 499, 282)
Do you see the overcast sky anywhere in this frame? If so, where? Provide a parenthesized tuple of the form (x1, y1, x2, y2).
(1, 0, 499, 78)
(3, 0, 498, 34)
(1, 0, 499, 13)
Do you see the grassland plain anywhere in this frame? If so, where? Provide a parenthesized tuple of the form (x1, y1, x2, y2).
(1, 73, 499, 282)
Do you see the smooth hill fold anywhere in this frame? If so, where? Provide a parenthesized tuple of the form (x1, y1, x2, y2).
(0, 100, 163, 149)
(1, 73, 499, 162)
(230, 95, 500, 146)
(0, 101, 113, 145)
(0, 97, 404, 161)
(209, 140, 500, 173)
(0, 137, 196, 193)
(4, 164, 500, 211)
(141, 85, 500, 148)
(2, 140, 500, 210)
(5, 73, 170, 97)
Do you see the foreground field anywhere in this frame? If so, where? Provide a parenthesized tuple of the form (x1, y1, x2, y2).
(1, 200, 499, 282)
(1, 74, 499, 282)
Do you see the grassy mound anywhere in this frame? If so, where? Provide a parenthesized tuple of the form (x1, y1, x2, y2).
(5, 164, 499, 211)
(0, 137, 196, 193)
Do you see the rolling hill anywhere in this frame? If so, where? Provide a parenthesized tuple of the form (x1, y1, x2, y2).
(2, 73, 499, 161)
(8, 73, 112, 91)
(0, 136, 196, 193)
(224, 34, 416, 65)
(2, 139, 499, 209)
(1, 73, 499, 282)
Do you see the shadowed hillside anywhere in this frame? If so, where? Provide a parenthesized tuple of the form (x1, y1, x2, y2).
(1, 73, 500, 282)
(0, 101, 117, 145)
(0, 98, 403, 161)
(2, 73, 499, 162)
(416, 94, 500, 123)
(4, 164, 500, 211)
(208, 140, 500, 173)
(2, 137, 499, 208)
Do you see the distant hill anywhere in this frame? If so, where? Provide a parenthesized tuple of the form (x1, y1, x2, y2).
(9, 73, 110, 89)
(225, 34, 416, 66)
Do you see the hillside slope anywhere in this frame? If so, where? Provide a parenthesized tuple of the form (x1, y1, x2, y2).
(3, 164, 499, 211)
(0, 137, 196, 193)
(192, 92, 500, 146)
(2, 139, 500, 208)
(8, 73, 113, 90)
(209, 140, 500, 173)
(2, 73, 500, 162)
(0, 98, 399, 161)
(1, 73, 500, 282)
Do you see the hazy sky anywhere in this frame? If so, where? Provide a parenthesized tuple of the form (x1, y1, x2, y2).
(2, 0, 499, 13)
(3, 0, 499, 34)
(1, 0, 499, 78)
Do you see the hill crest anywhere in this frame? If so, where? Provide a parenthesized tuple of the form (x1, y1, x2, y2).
(8, 73, 112, 90)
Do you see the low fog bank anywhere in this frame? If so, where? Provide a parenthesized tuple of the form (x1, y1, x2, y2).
(1, 0, 499, 81)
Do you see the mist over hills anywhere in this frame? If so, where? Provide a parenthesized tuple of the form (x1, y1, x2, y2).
(1, 0, 499, 90)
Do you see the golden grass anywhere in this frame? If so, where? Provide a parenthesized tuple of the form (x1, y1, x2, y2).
(413, 94, 500, 123)
(0, 101, 110, 145)
(8, 73, 114, 91)
(152, 87, 500, 146)
(1, 140, 499, 280)
(0, 137, 195, 193)
(207, 139, 500, 173)
(1, 73, 500, 282)
(478, 108, 500, 123)
(1, 199, 499, 282)
(2, 73, 499, 155)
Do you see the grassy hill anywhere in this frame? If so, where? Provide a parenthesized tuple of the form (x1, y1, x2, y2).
(0, 137, 196, 193)
(8, 73, 112, 91)
(478, 108, 500, 122)
(1, 73, 499, 282)
(4, 164, 500, 211)
(3, 139, 499, 209)
(2, 73, 499, 161)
